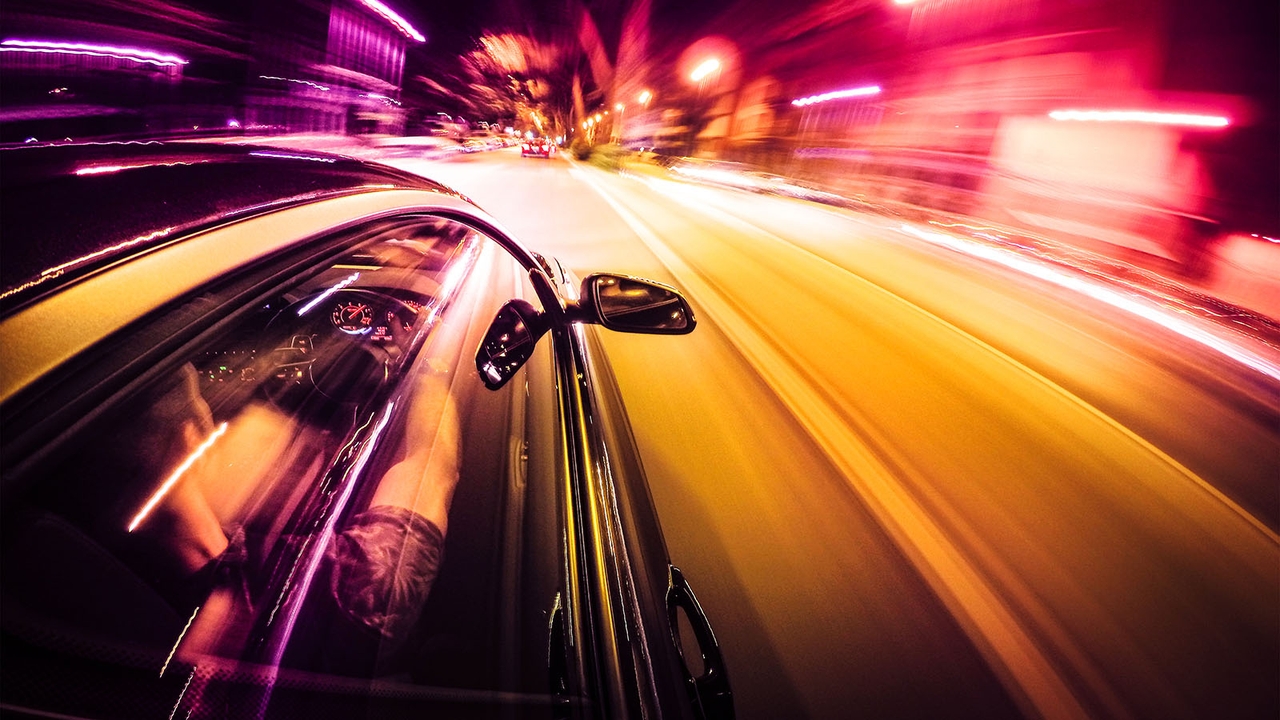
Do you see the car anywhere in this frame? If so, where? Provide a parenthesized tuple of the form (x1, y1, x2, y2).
(370, 135, 464, 161)
(521, 138, 557, 158)
(0, 142, 734, 720)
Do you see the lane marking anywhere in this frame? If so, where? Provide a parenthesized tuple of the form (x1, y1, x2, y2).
(619, 170, 1277, 546)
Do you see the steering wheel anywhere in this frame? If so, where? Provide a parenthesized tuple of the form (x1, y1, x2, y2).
(256, 291, 410, 413)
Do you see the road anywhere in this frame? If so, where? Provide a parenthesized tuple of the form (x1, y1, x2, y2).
(384, 147, 1279, 720)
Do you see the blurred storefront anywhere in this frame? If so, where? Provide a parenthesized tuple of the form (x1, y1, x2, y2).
(0, 0, 423, 140)
(666, 0, 1276, 275)
(245, 0, 421, 136)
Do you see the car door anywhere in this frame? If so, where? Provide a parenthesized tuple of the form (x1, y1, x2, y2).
(0, 209, 593, 719)
(547, 319, 734, 720)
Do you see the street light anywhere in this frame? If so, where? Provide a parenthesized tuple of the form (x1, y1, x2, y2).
(615, 103, 625, 111)
(690, 58, 720, 83)
(638, 89, 652, 105)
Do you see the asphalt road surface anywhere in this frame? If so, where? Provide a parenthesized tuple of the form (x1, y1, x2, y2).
(382, 146, 1279, 720)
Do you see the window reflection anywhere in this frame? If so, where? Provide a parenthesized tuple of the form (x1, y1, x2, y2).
(3, 216, 564, 716)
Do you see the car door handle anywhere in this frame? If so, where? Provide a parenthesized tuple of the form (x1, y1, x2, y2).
(547, 593, 573, 718)
(667, 565, 735, 720)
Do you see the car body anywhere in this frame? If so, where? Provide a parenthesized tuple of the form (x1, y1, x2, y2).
(522, 138, 557, 158)
(0, 142, 733, 720)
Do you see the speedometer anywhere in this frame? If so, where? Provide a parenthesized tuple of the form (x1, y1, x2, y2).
(387, 299, 422, 332)
(331, 301, 374, 334)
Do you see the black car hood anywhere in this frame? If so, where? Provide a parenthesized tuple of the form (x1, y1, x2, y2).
(0, 141, 462, 312)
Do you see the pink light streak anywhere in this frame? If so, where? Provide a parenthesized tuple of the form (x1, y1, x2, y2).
(1048, 110, 1229, 128)
(792, 85, 881, 107)
(1, 39, 187, 66)
(359, 0, 426, 43)
(128, 422, 229, 532)
(898, 224, 1280, 382)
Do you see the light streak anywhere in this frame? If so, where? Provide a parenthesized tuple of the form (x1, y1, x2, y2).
(259, 75, 330, 92)
(359, 0, 426, 43)
(262, 402, 396, 665)
(690, 58, 721, 82)
(249, 151, 337, 163)
(1, 39, 186, 66)
(792, 85, 881, 107)
(75, 160, 202, 176)
(75, 164, 152, 176)
(672, 164, 766, 191)
(128, 422, 229, 532)
(168, 668, 197, 720)
(39, 227, 174, 278)
(897, 224, 1280, 382)
(363, 92, 402, 106)
(297, 272, 360, 316)
(1048, 109, 1229, 128)
(160, 605, 201, 678)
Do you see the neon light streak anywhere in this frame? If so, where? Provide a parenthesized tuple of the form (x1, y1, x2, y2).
(128, 422, 229, 532)
(259, 75, 330, 91)
(297, 272, 360, 316)
(249, 151, 337, 163)
(168, 668, 197, 720)
(2, 39, 186, 66)
(359, 0, 426, 43)
(898, 224, 1280, 382)
(1048, 110, 1229, 128)
(40, 227, 174, 278)
(262, 403, 395, 668)
(792, 85, 881, 107)
(75, 161, 202, 176)
(160, 605, 201, 678)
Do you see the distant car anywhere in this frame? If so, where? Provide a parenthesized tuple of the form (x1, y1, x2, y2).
(370, 134, 462, 160)
(0, 142, 733, 720)
(521, 138, 556, 158)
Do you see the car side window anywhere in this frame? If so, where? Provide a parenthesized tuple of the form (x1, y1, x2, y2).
(1, 216, 570, 716)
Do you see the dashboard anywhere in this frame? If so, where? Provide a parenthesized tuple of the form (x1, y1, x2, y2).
(194, 283, 435, 416)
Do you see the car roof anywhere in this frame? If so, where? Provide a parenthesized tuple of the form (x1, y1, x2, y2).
(0, 141, 465, 312)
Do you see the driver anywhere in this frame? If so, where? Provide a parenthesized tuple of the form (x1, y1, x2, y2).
(100, 359, 462, 674)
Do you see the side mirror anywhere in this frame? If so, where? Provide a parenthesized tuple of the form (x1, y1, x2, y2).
(577, 273, 696, 335)
(475, 299, 548, 390)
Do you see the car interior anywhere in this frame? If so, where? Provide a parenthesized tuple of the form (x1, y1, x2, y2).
(1, 216, 571, 714)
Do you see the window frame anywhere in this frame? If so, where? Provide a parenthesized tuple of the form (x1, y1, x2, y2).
(1, 201, 590, 717)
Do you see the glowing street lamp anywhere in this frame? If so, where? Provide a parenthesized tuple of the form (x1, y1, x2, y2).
(690, 58, 721, 83)
(638, 89, 653, 105)
(359, 0, 426, 43)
